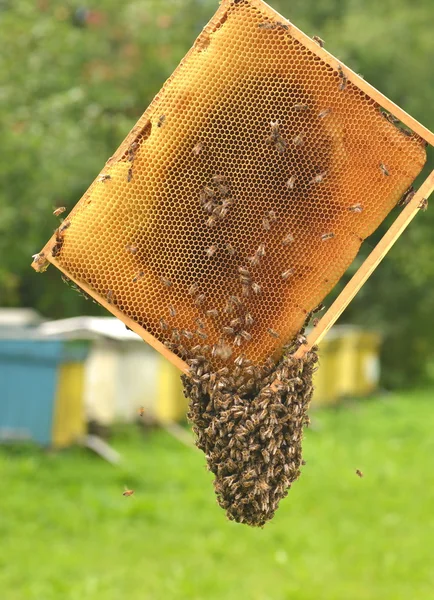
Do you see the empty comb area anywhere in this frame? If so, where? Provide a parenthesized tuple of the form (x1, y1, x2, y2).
(40, 0, 426, 369)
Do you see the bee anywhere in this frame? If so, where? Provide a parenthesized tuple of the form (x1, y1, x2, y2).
(281, 268, 294, 280)
(160, 318, 169, 331)
(245, 313, 254, 327)
(98, 174, 111, 182)
(188, 282, 199, 296)
(381, 110, 399, 126)
(251, 282, 261, 295)
(268, 209, 277, 223)
(355, 469, 363, 478)
(53, 206, 66, 217)
(132, 271, 144, 283)
(313, 302, 325, 313)
(398, 186, 415, 207)
(286, 176, 296, 190)
(32, 252, 44, 263)
(169, 305, 176, 317)
(293, 103, 309, 112)
(379, 163, 390, 176)
(266, 120, 287, 153)
(419, 198, 428, 212)
(197, 330, 208, 340)
(310, 172, 326, 184)
(171, 329, 181, 343)
(312, 35, 325, 47)
(123, 487, 135, 497)
(212, 174, 230, 196)
(348, 204, 363, 213)
(226, 243, 236, 256)
(321, 232, 335, 241)
(128, 141, 139, 162)
(60, 221, 71, 232)
(192, 141, 204, 156)
(138, 406, 145, 417)
(258, 22, 276, 29)
(207, 215, 217, 228)
(262, 216, 271, 231)
(267, 328, 280, 338)
(277, 21, 289, 30)
(275, 138, 287, 154)
(248, 243, 266, 267)
(181, 329, 194, 340)
(206, 308, 219, 318)
(206, 245, 217, 258)
(313, 318, 319, 327)
(160, 276, 172, 288)
(282, 232, 294, 245)
(127, 167, 133, 182)
(202, 185, 216, 199)
(318, 108, 331, 119)
(157, 114, 166, 127)
(337, 65, 347, 90)
(240, 330, 252, 342)
(107, 290, 114, 304)
(222, 326, 235, 337)
(125, 244, 138, 254)
(195, 293, 205, 306)
(234, 334, 242, 347)
(292, 133, 304, 147)
(229, 295, 242, 307)
(238, 266, 251, 278)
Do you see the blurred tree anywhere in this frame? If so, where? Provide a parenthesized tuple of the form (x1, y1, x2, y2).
(0, 0, 432, 385)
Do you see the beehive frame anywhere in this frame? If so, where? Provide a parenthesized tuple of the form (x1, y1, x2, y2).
(32, 0, 434, 375)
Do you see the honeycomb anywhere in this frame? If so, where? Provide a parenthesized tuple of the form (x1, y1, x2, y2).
(34, 0, 427, 372)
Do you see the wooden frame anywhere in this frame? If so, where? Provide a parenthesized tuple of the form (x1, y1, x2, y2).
(32, 0, 434, 376)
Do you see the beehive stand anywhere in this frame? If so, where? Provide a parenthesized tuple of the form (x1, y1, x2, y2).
(32, 0, 434, 376)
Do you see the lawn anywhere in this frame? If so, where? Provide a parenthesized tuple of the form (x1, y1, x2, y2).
(1, 390, 434, 600)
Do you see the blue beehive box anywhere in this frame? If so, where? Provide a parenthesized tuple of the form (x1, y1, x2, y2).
(0, 336, 88, 446)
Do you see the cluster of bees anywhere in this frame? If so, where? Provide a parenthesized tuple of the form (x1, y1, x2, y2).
(184, 328, 319, 526)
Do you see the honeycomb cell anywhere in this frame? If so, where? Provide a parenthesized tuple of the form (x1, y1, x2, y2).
(37, 0, 426, 372)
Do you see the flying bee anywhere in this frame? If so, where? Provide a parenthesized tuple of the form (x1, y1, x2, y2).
(160, 276, 172, 288)
(169, 305, 176, 317)
(282, 232, 294, 245)
(292, 133, 304, 147)
(398, 186, 415, 207)
(348, 204, 363, 213)
(206, 308, 219, 318)
(188, 282, 199, 296)
(159, 318, 169, 331)
(318, 108, 331, 119)
(310, 172, 326, 184)
(267, 328, 280, 338)
(379, 163, 390, 176)
(132, 271, 144, 283)
(138, 406, 145, 417)
(321, 232, 335, 241)
(107, 290, 114, 304)
(127, 167, 133, 182)
(419, 198, 428, 212)
(98, 174, 111, 182)
(53, 206, 66, 217)
(195, 293, 205, 306)
(251, 282, 261, 295)
(123, 487, 134, 497)
(356, 469, 364, 478)
(157, 114, 166, 127)
(125, 244, 138, 254)
(215, 342, 232, 360)
(281, 268, 294, 280)
(312, 35, 325, 47)
(226, 243, 236, 256)
(293, 103, 309, 112)
(192, 141, 203, 156)
(206, 245, 217, 258)
(286, 176, 296, 190)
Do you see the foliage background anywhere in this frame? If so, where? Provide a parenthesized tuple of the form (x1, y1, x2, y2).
(0, 0, 433, 387)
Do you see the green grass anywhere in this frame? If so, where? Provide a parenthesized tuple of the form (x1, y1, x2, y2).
(1, 390, 434, 600)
